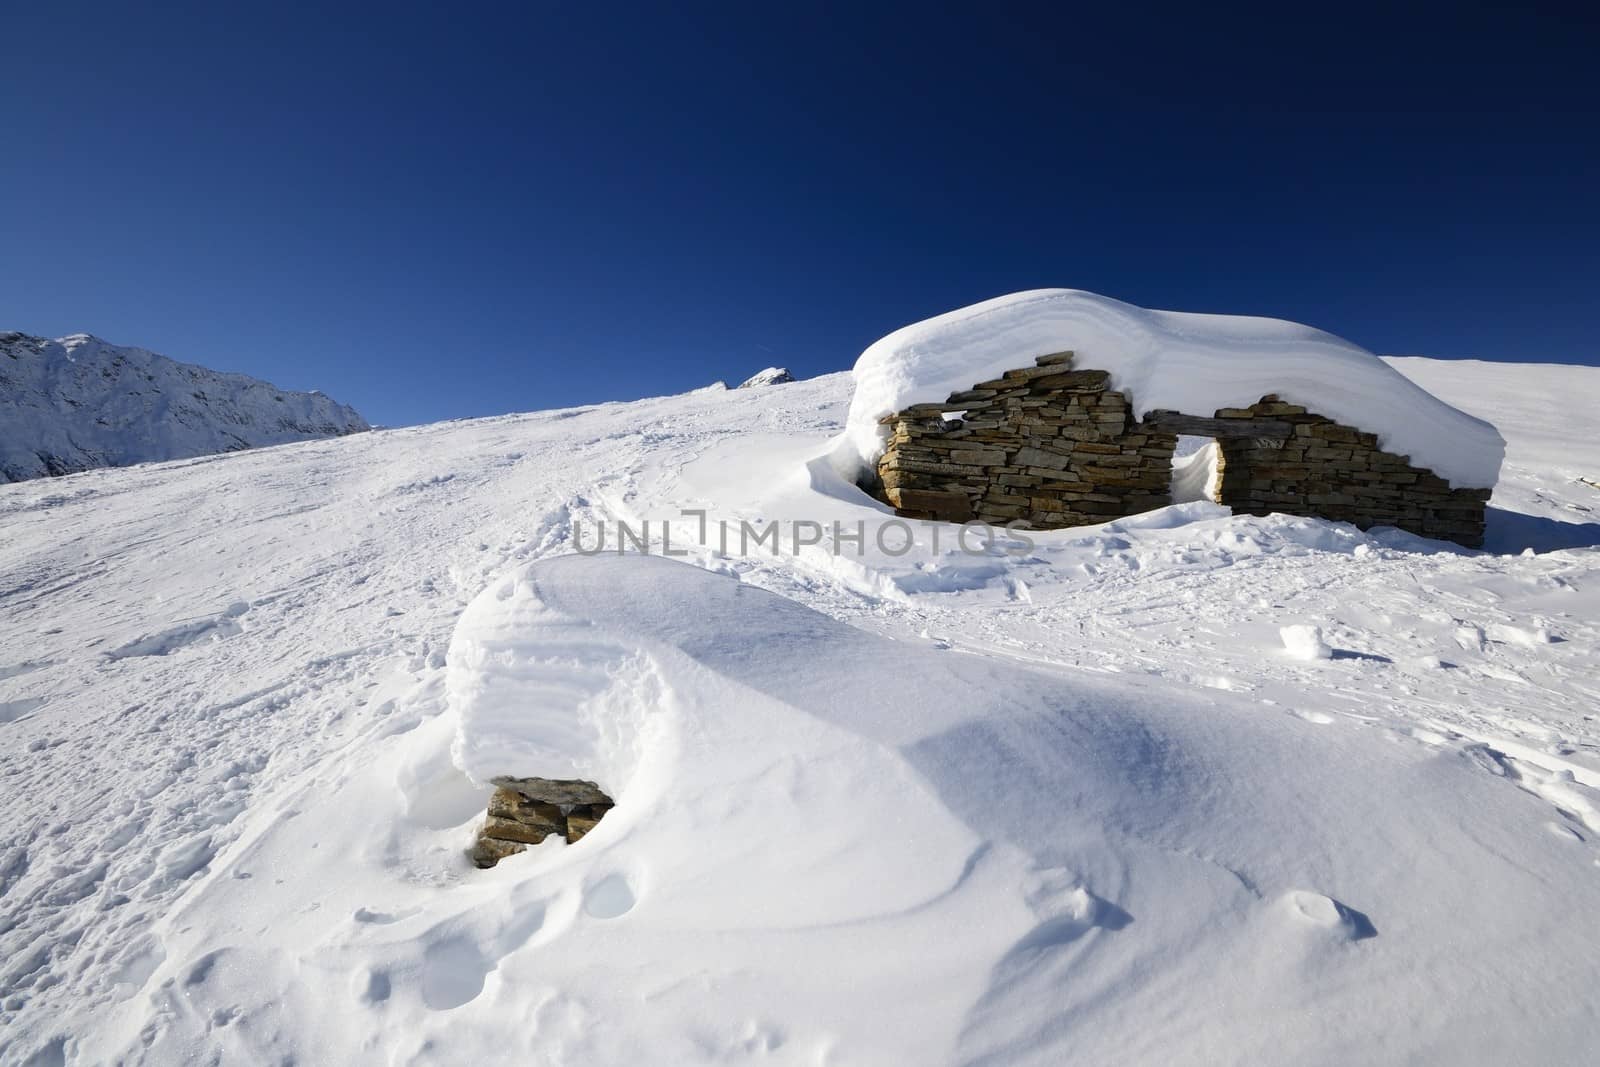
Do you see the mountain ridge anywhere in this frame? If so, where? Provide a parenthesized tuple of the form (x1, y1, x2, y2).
(0, 330, 369, 482)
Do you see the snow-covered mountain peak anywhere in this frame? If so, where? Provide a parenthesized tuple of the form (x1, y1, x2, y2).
(736, 366, 794, 388)
(0, 330, 370, 482)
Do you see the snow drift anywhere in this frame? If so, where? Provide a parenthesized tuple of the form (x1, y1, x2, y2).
(843, 289, 1505, 489)
(1, 357, 1596, 1064)
(0, 331, 369, 482)
(429, 554, 1600, 1063)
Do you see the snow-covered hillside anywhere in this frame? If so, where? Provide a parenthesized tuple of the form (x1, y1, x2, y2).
(0, 331, 369, 483)
(1, 357, 1598, 1065)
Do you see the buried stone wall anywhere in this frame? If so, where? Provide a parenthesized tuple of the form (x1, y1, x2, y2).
(471, 776, 614, 869)
(870, 352, 1490, 547)
(1202, 397, 1492, 547)
(873, 353, 1178, 527)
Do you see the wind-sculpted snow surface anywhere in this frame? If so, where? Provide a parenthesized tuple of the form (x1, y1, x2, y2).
(844, 289, 1505, 489)
(425, 555, 1600, 1064)
(0, 360, 1597, 1064)
(0, 331, 369, 482)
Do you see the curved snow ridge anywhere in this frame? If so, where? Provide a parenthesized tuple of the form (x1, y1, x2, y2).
(441, 554, 1600, 1062)
(446, 569, 663, 798)
(443, 554, 1028, 929)
(844, 289, 1505, 489)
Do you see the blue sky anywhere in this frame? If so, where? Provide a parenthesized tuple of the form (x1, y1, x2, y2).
(3, 3, 1595, 426)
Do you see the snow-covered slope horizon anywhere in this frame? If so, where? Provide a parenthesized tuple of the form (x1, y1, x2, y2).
(0, 331, 370, 483)
(1, 356, 1597, 1065)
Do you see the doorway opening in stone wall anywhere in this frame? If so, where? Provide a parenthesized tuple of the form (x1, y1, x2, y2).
(1171, 435, 1221, 505)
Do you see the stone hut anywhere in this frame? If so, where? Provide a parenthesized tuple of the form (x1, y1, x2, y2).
(867, 350, 1493, 547)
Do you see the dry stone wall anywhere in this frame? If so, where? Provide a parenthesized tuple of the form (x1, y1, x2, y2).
(873, 352, 1178, 527)
(471, 776, 615, 869)
(1206, 397, 1491, 547)
(869, 352, 1490, 547)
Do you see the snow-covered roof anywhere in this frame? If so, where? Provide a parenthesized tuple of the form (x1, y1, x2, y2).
(845, 289, 1505, 489)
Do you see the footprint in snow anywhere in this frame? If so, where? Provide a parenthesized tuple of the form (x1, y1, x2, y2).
(1005, 868, 1133, 960)
(583, 871, 638, 919)
(103, 602, 252, 661)
(0, 697, 48, 725)
(414, 889, 559, 1011)
(1546, 820, 1584, 843)
(1284, 890, 1377, 940)
(354, 967, 392, 1004)
(352, 906, 413, 925)
(0, 659, 50, 681)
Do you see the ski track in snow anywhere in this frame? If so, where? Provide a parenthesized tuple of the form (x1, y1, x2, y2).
(0, 363, 1597, 1064)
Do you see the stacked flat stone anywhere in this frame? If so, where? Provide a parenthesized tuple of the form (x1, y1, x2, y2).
(1210, 397, 1491, 547)
(870, 353, 1490, 548)
(875, 352, 1178, 527)
(470, 776, 615, 869)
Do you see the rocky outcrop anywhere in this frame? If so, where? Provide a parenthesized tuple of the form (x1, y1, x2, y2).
(470, 777, 615, 869)
(870, 351, 1490, 547)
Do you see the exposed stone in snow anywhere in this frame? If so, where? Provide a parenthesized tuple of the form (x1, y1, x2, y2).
(492, 775, 613, 807)
(843, 290, 1505, 490)
(564, 804, 610, 842)
(471, 780, 616, 868)
(868, 351, 1494, 546)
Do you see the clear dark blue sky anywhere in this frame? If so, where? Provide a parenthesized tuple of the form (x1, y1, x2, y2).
(3, 3, 1595, 426)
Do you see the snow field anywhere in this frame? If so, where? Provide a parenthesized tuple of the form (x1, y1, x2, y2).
(0, 357, 1596, 1063)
